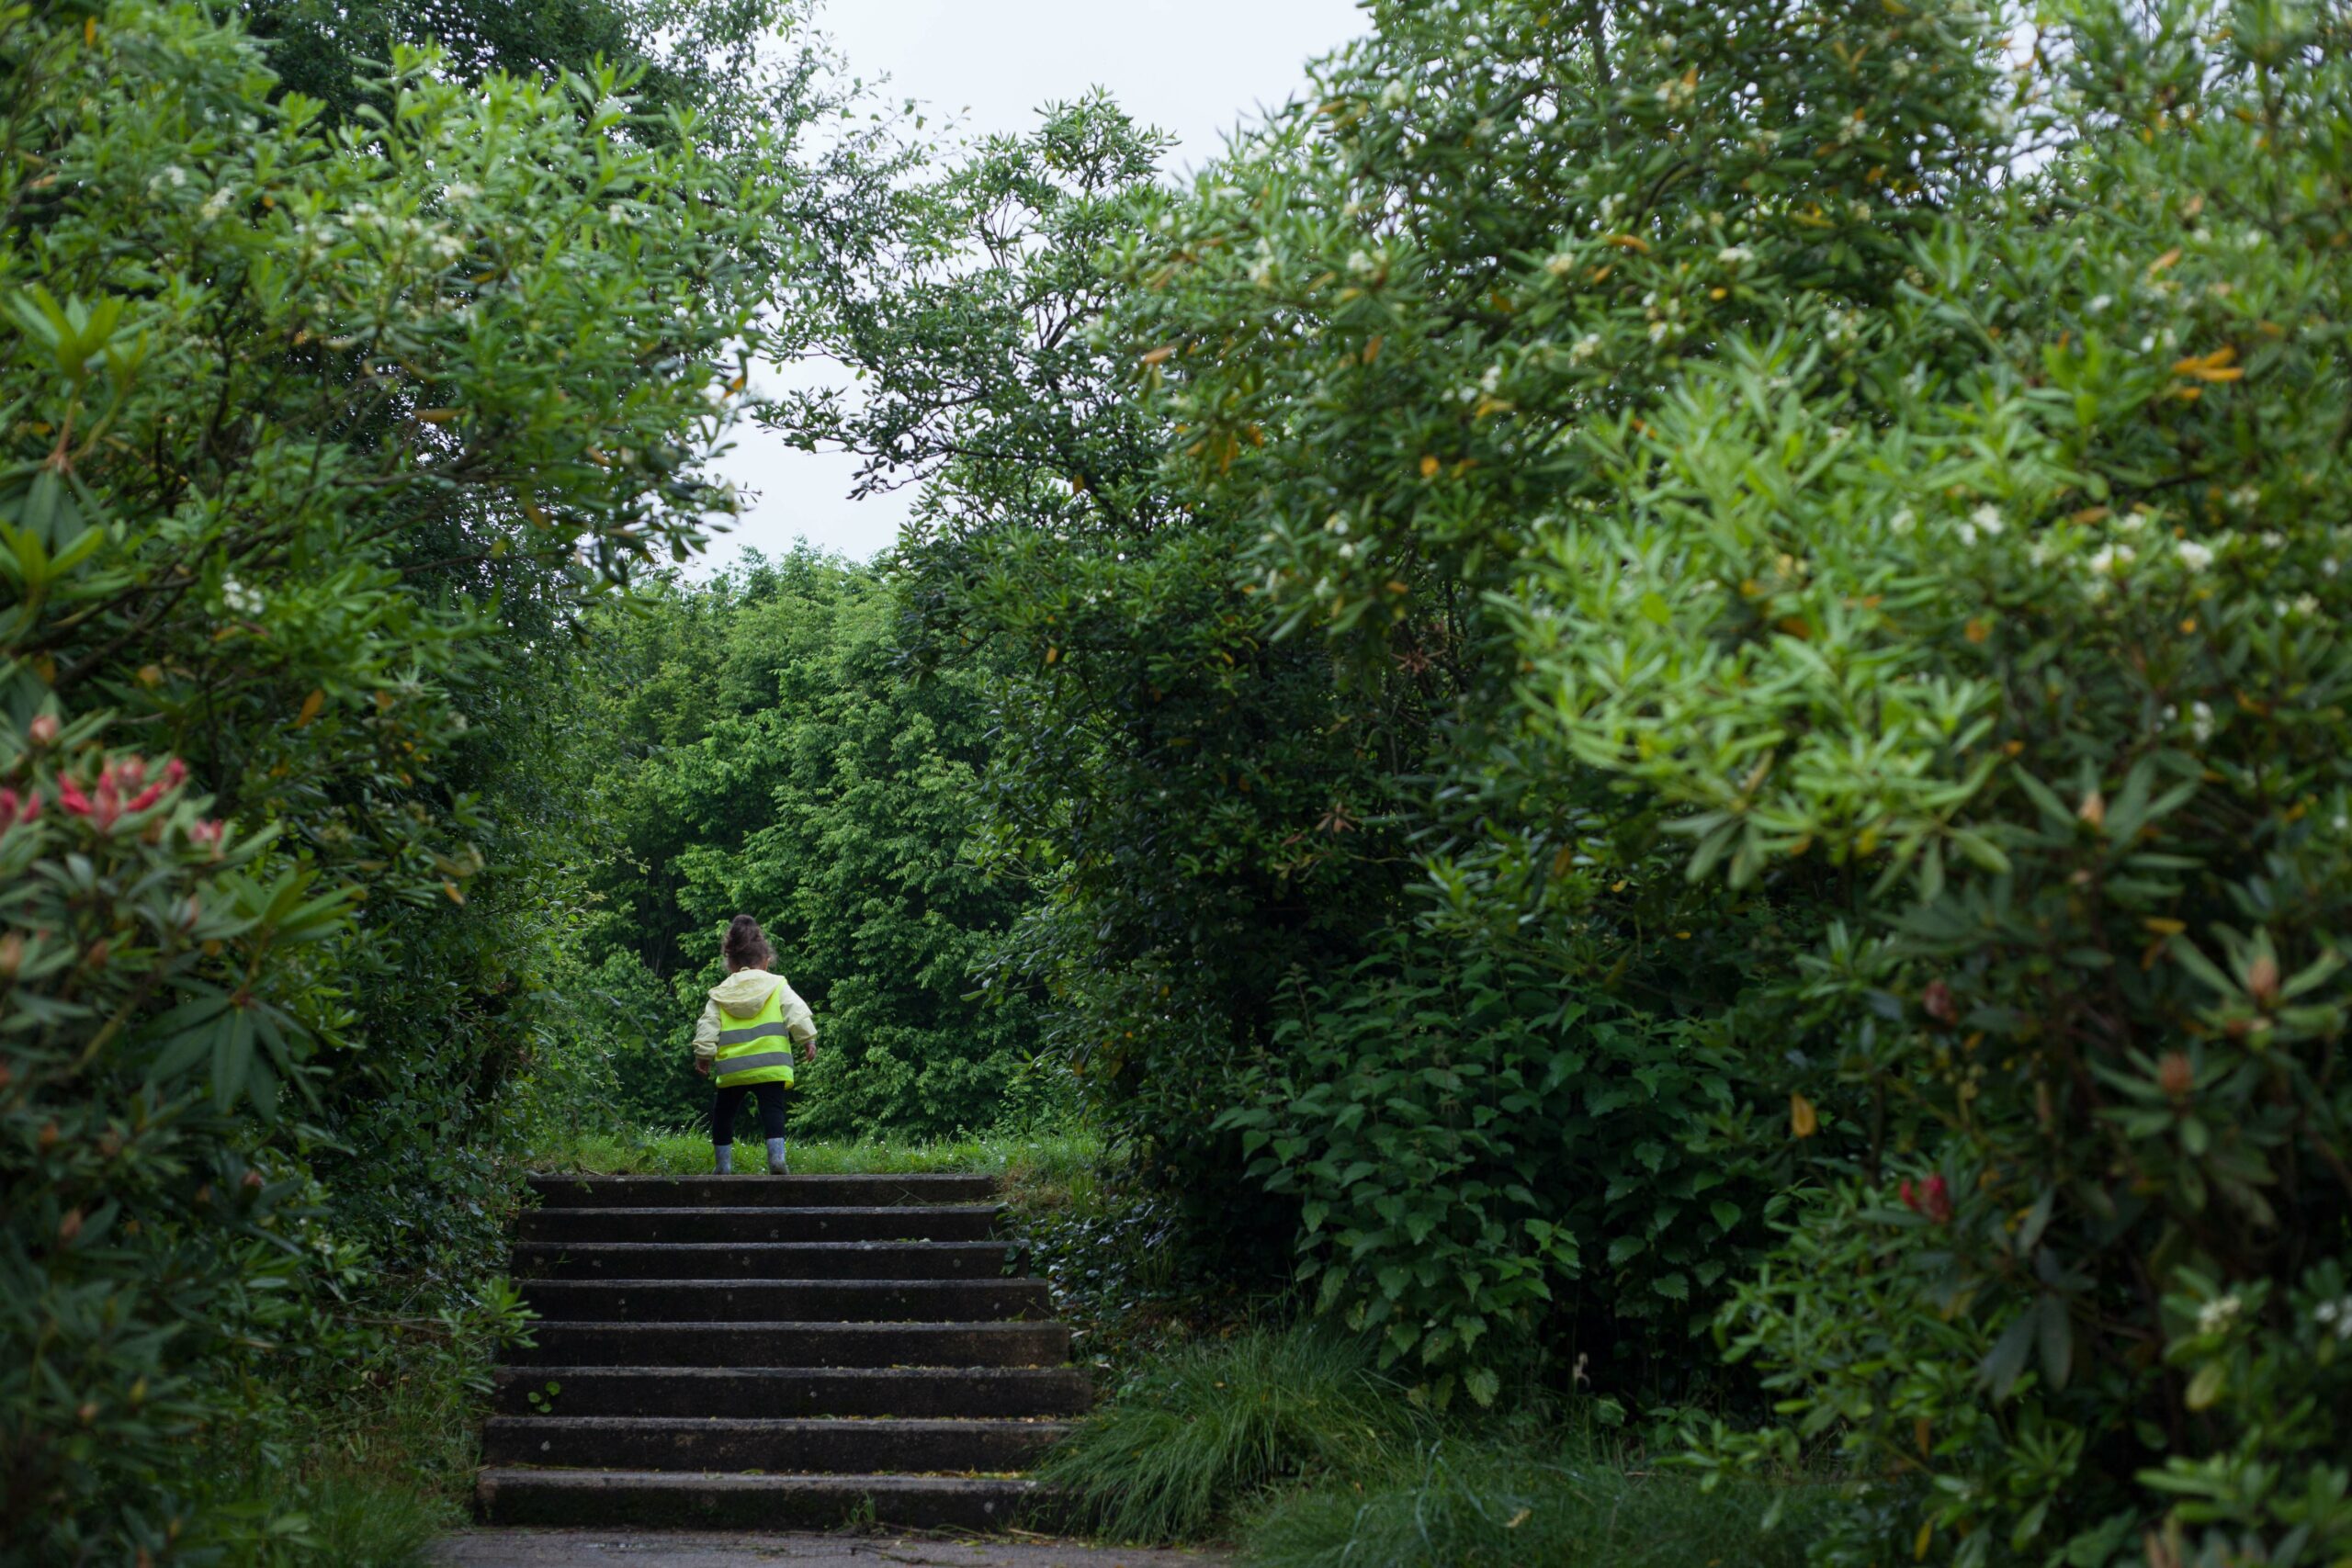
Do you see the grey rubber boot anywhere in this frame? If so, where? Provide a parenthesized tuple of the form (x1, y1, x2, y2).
(713, 1144, 733, 1175)
(765, 1137, 788, 1175)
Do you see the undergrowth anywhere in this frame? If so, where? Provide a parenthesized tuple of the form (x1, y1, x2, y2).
(1040, 1324, 1425, 1543)
(1244, 1435, 1829, 1568)
(207, 1305, 508, 1567)
(1045, 1323, 1823, 1562)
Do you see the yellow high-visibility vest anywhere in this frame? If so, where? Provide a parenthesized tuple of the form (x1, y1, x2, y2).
(713, 985, 797, 1089)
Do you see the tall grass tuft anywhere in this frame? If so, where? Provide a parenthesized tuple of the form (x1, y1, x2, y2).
(1039, 1325, 1421, 1544)
(1243, 1436, 1830, 1568)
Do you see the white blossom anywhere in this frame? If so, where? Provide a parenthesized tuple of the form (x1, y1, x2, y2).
(2191, 701, 2215, 743)
(200, 187, 237, 222)
(2177, 539, 2214, 571)
(2197, 1294, 2243, 1336)
(2087, 542, 2134, 576)
(1957, 503, 2006, 545)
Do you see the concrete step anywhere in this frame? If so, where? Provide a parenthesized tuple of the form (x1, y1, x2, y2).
(519, 1278, 1052, 1323)
(482, 1416, 1073, 1473)
(514, 1205, 999, 1247)
(528, 1173, 997, 1208)
(492, 1365, 1095, 1419)
(474, 1469, 1042, 1531)
(509, 1240, 1018, 1280)
(506, 1319, 1072, 1370)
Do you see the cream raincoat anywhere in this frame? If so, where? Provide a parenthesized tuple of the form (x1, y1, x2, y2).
(692, 968, 817, 1066)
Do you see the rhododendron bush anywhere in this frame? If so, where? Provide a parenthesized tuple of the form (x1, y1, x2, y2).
(0, 0, 800, 1553)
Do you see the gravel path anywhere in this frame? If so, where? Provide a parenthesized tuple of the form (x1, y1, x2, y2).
(435, 1529, 1227, 1568)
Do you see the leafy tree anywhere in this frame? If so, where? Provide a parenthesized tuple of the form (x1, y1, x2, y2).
(779, 94, 1419, 1269)
(570, 551, 1048, 1140)
(0, 0, 800, 1552)
(240, 0, 796, 137)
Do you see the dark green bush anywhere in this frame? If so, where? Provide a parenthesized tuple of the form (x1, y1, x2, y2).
(0, 0, 796, 1551)
(1224, 942, 1755, 1407)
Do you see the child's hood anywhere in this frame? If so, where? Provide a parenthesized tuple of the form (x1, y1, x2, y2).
(708, 969, 786, 1013)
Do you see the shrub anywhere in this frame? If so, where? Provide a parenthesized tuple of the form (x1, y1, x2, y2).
(1223, 942, 1754, 1407)
(0, 0, 793, 1549)
(1039, 1325, 1423, 1543)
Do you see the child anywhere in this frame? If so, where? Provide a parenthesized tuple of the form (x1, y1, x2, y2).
(692, 914, 818, 1175)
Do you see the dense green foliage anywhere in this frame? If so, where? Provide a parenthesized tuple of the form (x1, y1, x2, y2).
(564, 550, 1047, 1140)
(786, 0, 2352, 1562)
(0, 0, 808, 1554)
(12, 0, 2352, 1559)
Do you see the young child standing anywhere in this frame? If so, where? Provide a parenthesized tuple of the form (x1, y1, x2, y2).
(692, 915, 818, 1175)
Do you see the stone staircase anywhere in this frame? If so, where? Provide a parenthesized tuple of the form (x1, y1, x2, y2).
(474, 1172, 1087, 1531)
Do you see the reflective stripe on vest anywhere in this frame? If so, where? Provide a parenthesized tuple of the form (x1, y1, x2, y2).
(714, 984, 796, 1089)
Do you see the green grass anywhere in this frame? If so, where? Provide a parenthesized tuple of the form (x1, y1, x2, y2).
(544, 1124, 1102, 1184)
(1040, 1324, 1429, 1544)
(1037, 1323, 1828, 1562)
(1241, 1436, 1831, 1568)
(209, 1356, 484, 1566)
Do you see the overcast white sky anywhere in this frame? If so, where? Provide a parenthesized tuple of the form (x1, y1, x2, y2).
(701, 0, 1367, 570)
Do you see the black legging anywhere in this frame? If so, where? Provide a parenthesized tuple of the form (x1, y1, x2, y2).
(709, 1080, 788, 1145)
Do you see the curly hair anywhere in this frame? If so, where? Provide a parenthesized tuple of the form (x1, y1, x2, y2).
(722, 914, 773, 972)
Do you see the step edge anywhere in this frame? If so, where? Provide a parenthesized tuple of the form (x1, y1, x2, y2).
(519, 1213, 997, 1222)
(476, 1467, 1043, 1488)
(492, 1364, 1091, 1378)
(521, 1319, 1068, 1330)
(483, 1416, 1078, 1431)
(518, 1277, 1047, 1287)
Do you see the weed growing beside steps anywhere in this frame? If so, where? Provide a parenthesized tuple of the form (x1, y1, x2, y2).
(206, 1321, 511, 1568)
(1043, 1325, 1824, 1562)
(1039, 1325, 1426, 1543)
(1243, 1437, 1830, 1568)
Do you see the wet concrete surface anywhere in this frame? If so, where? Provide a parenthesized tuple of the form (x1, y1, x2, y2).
(435, 1529, 1227, 1568)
